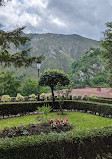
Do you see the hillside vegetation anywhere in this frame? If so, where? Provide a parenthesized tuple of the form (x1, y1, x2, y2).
(69, 48, 109, 88)
(0, 33, 100, 81)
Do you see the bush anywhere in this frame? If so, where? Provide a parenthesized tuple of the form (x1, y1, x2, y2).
(40, 93, 47, 100)
(48, 93, 52, 100)
(29, 94, 37, 101)
(90, 94, 98, 99)
(72, 94, 78, 100)
(81, 94, 88, 100)
(0, 100, 112, 118)
(64, 94, 70, 100)
(64, 90, 71, 100)
(89, 97, 112, 104)
(0, 127, 112, 159)
(1, 95, 11, 102)
(57, 93, 63, 100)
(37, 104, 52, 117)
(47, 118, 69, 128)
(16, 93, 24, 102)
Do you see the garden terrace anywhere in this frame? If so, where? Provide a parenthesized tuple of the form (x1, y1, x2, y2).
(0, 112, 112, 159)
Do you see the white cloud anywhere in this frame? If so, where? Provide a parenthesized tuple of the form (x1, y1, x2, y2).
(0, 0, 112, 40)
(25, 0, 48, 8)
(52, 17, 66, 27)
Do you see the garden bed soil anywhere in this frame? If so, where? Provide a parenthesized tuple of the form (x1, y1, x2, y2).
(0, 123, 73, 138)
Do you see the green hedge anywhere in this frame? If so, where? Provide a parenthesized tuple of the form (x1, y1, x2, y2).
(89, 97, 112, 104)
(63, 100, 112, 117)
(0, 100, 112, 118)
(0, 127, 112, 159)
(0, 101, 50, 117)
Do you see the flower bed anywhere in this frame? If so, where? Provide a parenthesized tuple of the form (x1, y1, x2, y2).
(0, 119, 73, 138)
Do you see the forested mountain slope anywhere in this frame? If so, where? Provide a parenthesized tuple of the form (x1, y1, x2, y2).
(0, 33, 100, 80)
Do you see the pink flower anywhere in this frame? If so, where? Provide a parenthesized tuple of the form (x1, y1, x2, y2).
(63, 118, 69, 122)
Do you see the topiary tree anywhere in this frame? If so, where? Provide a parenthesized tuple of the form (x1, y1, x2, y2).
(29, 94, 37, 101)
(16, 93, 24, 102)
(72, 94, 78, 100)
(90, 94, 98, 99)
(40, 93, 47, 100)
(48, 93, 52, 100)
(81, 94, 88, 100)
(39, 69, 70, 105)
(1, 95, 11, 102)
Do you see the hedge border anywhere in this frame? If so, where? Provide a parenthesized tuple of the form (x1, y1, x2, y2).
(0, 127, 112, 159)
(0, 100, 112, 118)
(89, 97, 112, 104)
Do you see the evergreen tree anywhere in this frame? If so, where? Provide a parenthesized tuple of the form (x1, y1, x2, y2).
(0, 1, 42, 67)
(0, 26, 42, 67)
(101, 22, 112, 86)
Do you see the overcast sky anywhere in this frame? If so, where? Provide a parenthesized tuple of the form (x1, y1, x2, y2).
(0, 0, 112, 40)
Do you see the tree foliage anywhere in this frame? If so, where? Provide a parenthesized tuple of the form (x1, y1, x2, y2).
(69, 48, 109, 88)
(0, 71, 21, 96)
(101, 22, 112, 86)
(39, 69, 70, 103)
(0, 26, 42, 67)
(21, 77, 38, 96)
(0, 0, 43, 67)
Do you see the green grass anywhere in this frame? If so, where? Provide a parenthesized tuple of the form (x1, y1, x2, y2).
(0, 112, 112, 131)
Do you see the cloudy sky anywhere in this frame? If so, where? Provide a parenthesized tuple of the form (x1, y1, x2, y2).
(0, 0, 112, 40)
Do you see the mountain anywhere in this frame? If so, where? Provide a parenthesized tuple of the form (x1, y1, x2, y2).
(69, 48, 109, 88)
(0, 33, 100, 80)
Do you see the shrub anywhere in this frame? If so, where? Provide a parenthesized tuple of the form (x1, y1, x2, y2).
(81, 94, 88, 100)
(37, 104, 52, 117)
(1, 95, 11, 102)
(0, 127, 112, 159)
(48, 93, 52, 100)
(29, 94, 37, 101)
(89, 97, 112, 104)
(47, 118, 69, 128)
(72, 94, 78, 100)
(57, 93, 63, 100)
(64, 94, 70, 100)
(90, 94, 98, 99)
(64, 90, 71, 100)
(0, 100, 112, 118)
(40, 93, 47, 100)
(16, 93, 24, 102)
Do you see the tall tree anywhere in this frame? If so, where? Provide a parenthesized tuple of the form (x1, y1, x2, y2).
(0, 26, 42, 67)
(0, 72, 21, 96)
(0, 0, 42, 67)
(21, 77, 38, 96)
(39, 69, 70, 105)
(101, 22, 112, 86)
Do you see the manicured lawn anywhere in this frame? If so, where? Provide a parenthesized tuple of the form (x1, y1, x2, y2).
(0, 112, 112, 131)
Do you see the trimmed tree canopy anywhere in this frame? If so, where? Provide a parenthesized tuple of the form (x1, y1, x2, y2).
(39, 69, 70, 103)
(39, 69, 70, 88)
